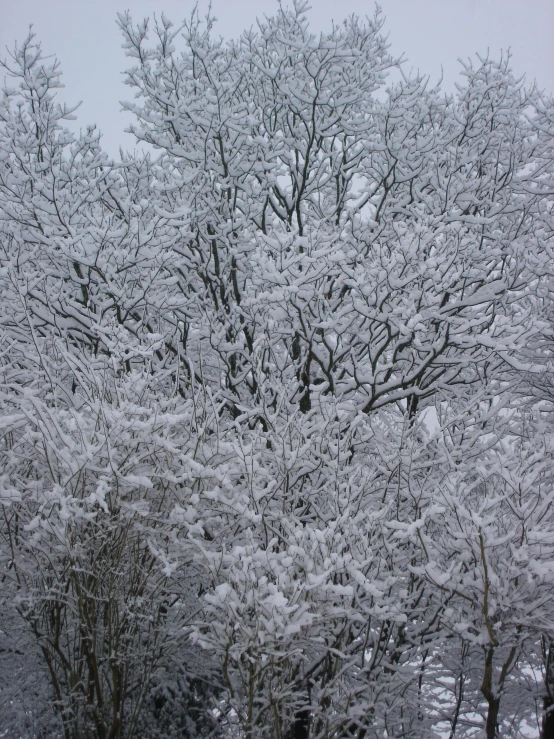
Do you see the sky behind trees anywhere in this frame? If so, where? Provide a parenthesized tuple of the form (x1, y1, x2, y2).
(1, 0, 553, 156)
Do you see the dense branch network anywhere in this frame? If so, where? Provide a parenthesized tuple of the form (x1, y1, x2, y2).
(1, 3, 554, 738)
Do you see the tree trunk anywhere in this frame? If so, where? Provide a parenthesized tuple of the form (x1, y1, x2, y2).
(481, 647, 500, 739)
(288, 708, 310, 739)
(543, 640, 554, 739)
(543, 697, 554, 739)
(485, 696, 500, 739)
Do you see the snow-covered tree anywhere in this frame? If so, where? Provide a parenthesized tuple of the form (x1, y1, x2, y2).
(1, 3, 553, 737)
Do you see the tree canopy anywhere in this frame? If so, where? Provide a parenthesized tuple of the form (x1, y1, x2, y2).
(1, 3, 554, 737)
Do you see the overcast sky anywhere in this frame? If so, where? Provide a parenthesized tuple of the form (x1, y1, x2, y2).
(1, 0, 553, 156)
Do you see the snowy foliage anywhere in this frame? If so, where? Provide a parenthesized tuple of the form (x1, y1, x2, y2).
(1, 3, 554, 737)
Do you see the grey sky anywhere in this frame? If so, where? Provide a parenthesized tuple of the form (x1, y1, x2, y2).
(1, 0, 553, 156)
